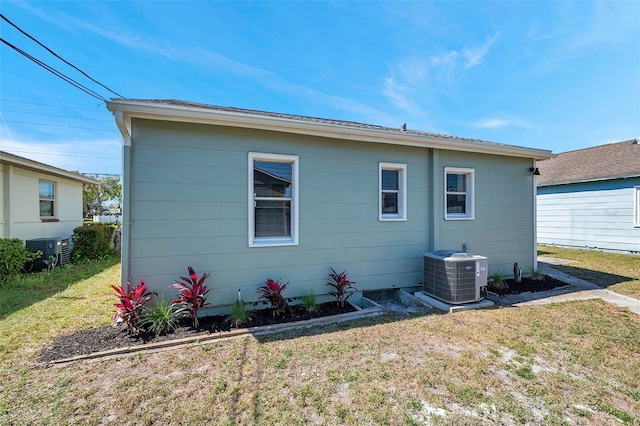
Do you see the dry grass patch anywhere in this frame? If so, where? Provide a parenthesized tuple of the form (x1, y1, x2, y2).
(2, 257, 640, 425)
(539, 244, 640, 299)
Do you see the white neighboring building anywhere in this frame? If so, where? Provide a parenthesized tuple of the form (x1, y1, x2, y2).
(0, 151, 99, 242)
(536, 139, 640, 254)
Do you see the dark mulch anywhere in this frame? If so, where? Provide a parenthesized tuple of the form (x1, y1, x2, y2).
(37, 302, 355, 364)
(487, 275, 569, 296)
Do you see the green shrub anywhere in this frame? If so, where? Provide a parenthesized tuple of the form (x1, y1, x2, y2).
(0, 238, 42, 283)
(71, 223, 115, 262)
(226, 299, 253, 329)
(140, 297, 180, 337)
(300, 291, 318, 312)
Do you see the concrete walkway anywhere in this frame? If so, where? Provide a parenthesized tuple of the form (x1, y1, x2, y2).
(491, 257, 640, 315)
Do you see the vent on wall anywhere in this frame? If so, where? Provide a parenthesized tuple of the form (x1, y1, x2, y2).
(423, 250, 487, 304)
(25, 238, 70, 270)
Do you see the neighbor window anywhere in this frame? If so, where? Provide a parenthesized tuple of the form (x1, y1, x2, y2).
(39, 181, 55, 217)
(445, 167, 475, 220)
(249, 152, 299, 246)
(635, 186, 640, 227)
(379, 162, 407, 221)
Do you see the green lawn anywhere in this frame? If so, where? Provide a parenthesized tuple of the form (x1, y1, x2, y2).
(1, 254, 639, 425)
(538, 244, 640, 299)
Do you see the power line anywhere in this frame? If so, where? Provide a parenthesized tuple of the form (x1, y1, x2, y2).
(0, 13, 124, 99)
(0, 109, 112, 122)
(0, 147, 120, 160)
(0, 37, 106, 101)
(3, 120, 116, 132)
(0, 98, 108, 113)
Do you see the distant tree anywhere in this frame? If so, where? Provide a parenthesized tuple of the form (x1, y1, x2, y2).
(72, 172, 122, 217)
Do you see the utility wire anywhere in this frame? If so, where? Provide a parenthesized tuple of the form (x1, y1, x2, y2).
(0, 98, 107, 113)
(0, 109, 112, 122)
(0, 13, 124, 99)
(0, 37, 106, 101)
(3, 119, 115, 131)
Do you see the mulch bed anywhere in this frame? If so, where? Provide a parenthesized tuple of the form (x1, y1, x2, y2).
(487, 275, 569, 296)
(37, 302, 356, 364)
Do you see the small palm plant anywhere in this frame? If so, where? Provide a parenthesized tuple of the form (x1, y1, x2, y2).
(326, 268, 357, 307)
(171, 266, 211, 328)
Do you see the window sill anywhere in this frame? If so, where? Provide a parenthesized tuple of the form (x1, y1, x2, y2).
(250, 237, 298, 248)
(40, 218, 60, 223)
(445, 215, 475, 221)
(380, 215, 407, 222)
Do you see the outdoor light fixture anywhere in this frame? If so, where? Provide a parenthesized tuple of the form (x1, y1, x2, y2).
(529, 167, 540, 176)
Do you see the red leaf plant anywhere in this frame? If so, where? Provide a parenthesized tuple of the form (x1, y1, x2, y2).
(171, 266, 211, 328)
(111, 280, 153, 334)
(326, 268, 357, 307)
(257, 278, 290, 317)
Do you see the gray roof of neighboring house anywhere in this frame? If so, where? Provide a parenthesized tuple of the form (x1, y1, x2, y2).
(536, 139, 640, 186)
(0, 151, 101, 185)
(107, 98, 553, 160)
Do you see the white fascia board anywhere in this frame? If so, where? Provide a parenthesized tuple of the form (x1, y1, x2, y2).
(538, 173, 640, 187)
(0, 151, 101, 184)
(107, 100, 554, 160)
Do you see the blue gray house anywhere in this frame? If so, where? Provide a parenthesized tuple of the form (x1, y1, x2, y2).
(537, 139, 640, 254)
(107, 99, 552, 312)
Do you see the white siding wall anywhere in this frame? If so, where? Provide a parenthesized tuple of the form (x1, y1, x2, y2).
(538, 179, 640, 253)
(4, 167, 85, 241)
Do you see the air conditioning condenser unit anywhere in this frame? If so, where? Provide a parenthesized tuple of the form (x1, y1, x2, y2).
(25, 237, 70, 270)
(423, 250, 488, 304)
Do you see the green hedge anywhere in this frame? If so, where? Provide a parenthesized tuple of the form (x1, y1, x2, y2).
(0, 238, 42, 283)
(71, 223, 116, 262)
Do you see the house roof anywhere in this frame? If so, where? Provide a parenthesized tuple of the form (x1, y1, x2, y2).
(0, 151, 101, 185)
(536, 139, 640, 186)
(106, 98, 553, 160)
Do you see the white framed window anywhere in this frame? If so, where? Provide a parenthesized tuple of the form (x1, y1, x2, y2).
(634, 186, 640, 228)
(379, 162, 407, 221)
(248, 152, 299, 247)
(444, 167, 475, 220)
(39, 181, 55, 218)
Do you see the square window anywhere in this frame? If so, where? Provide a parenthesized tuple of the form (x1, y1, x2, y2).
(379, 163, 407, 221)
(249, 153, 298, 247)
(445, 168, 474, 220)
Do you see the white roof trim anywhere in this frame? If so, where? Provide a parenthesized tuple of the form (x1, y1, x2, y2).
(107, 99, 553, 160)
(0, 151, 101, 184)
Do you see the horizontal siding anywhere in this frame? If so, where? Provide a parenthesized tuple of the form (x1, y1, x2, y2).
(438, 151, 536, 275)
(128, 119, 430, 306)
(537, 179, 640, 253)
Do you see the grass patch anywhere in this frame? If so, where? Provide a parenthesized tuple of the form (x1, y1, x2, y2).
(538, 245, 640, 299)
(0, 255, 120, 364)
(1, 253, 640, 424)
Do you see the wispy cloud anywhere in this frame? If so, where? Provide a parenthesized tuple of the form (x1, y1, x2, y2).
(470, 117, 532, 129)
(0, 137, 121, 174)
(383, 33, 498, 116)
(16, 2, 394, 125)
(463, 33, 500, 68)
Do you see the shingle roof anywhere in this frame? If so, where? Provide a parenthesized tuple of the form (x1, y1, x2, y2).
(0, 150, 100, 184)
(536, 139, 640, 186)
(118, 99, 549, 156)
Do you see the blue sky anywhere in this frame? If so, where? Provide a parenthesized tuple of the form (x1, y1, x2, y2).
(1, 1, 638, 176)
